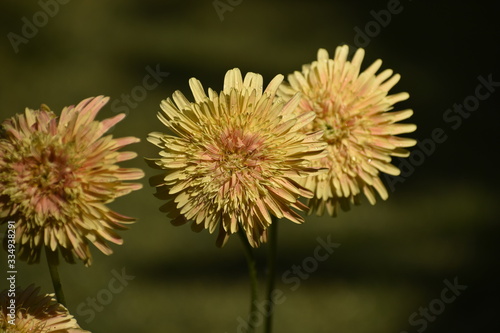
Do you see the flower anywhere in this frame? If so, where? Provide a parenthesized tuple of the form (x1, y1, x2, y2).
(0, 96, 144, 266)
(278, 46, 417, 216)
(147, 68, 327, 247)
(0, 284, 89, 333)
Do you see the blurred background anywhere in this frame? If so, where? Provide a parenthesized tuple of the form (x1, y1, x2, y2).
(0, 0, 499, 332)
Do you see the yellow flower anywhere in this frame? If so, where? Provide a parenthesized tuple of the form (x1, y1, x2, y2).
(0, 96, 144, 266)
(0, 284, 89, 333)
(147, 68, 326, 247)
(278, 46, 416, 215)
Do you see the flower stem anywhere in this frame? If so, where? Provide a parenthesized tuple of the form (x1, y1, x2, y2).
(238, 229, 258, 333)
(45, 246, 66, 307)
(265, 217, 278, 333)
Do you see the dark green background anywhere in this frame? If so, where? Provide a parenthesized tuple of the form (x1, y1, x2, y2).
(1, 1, 498, 332)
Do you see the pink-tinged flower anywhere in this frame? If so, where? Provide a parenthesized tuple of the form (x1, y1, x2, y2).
(0, 96, 144, 266)
(147, 68, 327, 247)
(278, 46, 417, 216)
(0, 284, 89, 333)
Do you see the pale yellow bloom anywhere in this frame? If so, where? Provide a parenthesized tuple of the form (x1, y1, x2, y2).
(278, 46, 416, 215)
(0, 96, 144, 266)
(147, 68, 327, 247)
(0, 284, 89, 333)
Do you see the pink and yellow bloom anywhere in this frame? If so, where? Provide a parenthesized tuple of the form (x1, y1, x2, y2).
(0, 96, 144, 266)
(0, 284, 89, 333)
(278, 46, 416, 215)
(147, 68, 327, 247)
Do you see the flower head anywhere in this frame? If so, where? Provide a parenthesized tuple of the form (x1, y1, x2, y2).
(0, 96, 144, 266)
(278, 46, 416, 215)
(147, 68, 326, 247)
(0, 284, 89, 333)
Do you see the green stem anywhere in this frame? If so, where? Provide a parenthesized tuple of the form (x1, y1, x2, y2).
(45, 246, 66, 307)
(265, 217, 279, 333)
(238, 229, 259, 333)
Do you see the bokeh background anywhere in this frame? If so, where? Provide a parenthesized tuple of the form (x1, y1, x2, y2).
(1, 1, 499, 332)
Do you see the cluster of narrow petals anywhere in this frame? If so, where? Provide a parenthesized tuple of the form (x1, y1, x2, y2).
(278, 45, 417, 215)
(0, 284, 89, 333)
(147, 68, 327, 247)
(0, 96, 144, 266)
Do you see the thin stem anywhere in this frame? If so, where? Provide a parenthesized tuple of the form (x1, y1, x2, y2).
(265, 217, 279, 333)
(45, 246, 66, 307)
(238, 229, 259, 333)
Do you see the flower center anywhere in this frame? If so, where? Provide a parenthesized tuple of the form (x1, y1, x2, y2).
(9, 138, 80, 219)
(219, 129, 265, 171)
(312, 99, 356, 145)
(198, 128, 269, 208)
(36, 154, 64, 186)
